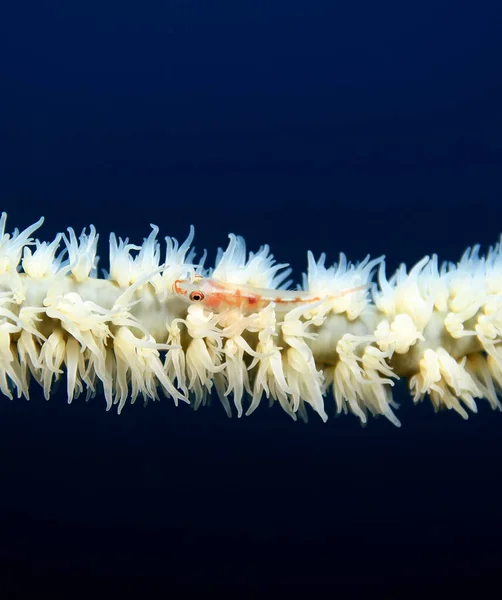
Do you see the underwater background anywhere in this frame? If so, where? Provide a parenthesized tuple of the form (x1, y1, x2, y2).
(1, 0, 502, 586)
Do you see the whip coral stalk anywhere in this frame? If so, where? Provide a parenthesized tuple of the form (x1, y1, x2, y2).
(0, 212, 501, 426)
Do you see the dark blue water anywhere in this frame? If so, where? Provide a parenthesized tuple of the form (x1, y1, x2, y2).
(1, 0, 502, 586)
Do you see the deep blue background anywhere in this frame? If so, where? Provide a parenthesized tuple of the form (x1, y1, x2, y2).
(1, 0, 502, 586)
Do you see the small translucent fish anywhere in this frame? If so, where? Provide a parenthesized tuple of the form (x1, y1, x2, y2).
(172, 275, 368, 314)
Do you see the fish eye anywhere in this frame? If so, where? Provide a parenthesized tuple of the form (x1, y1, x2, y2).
(189, 291, 205, 302)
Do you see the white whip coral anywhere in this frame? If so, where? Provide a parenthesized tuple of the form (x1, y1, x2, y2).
(0, 212, 501, 426)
